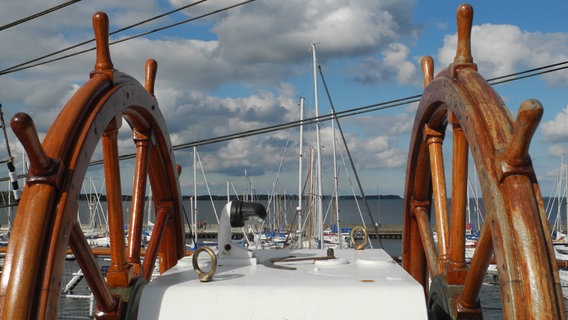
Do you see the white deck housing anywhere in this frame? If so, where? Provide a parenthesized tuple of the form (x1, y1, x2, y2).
(138, 248, 428, 319)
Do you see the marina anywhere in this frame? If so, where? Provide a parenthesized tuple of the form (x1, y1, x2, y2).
(0, 2, 567, 320)
(191, 223, 404, 240)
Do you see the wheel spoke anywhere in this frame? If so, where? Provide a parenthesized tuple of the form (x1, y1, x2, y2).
(128, 129, 151, 275)
(70, 221, 118, 314)
(459, 221, 492, 310)
(102, 117, 130, 288)
(414, 205, 438, 278)
(424, 124, 449, 262)
(0, 114, 57, 319)
(449, 112, 468, 270)
(142, 204, 169, 280)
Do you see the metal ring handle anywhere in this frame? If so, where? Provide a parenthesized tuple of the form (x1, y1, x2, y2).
(350, 226, 368, 250)
(192, 246, 217, 282)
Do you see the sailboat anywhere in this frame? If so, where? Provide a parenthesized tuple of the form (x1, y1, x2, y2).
(308, 44, 380, 250)
(0, 105, 21, 246)
(549, 155, 568, 243)
(80, 178, 112, 248)
(546, 155, 568, 299)
(186, 146, 219, 249)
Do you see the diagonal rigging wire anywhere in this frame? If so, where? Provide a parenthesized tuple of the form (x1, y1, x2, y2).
(171, 94, 422, 150)
(0, 0, 565, 81)
(317, 63, 384, 249)
(0, 0, 256, 76)
(3, 57, 566, 173)
(81, 58, 568, 168)
(0, 0, 209, 74)
(1, 50, 567, 176)
(488, 62, 568, 85)
(487, 60, 568, 85)
(83, 95, 420, 167)
(0, 0, 82, 32)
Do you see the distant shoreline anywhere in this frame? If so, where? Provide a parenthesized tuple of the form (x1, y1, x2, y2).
(75, 194, 403, 202)
(183, 194, 402, 201)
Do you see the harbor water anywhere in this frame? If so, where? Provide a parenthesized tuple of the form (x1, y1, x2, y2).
(0, 197, 565, 318)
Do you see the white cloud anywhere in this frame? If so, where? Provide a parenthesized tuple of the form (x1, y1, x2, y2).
(352, 43, 420, 85)
(344, 112, 415, 136)
(547, 144, 568, 157)
(0, 0, 422, 110)
(438, 24, 568, 85)
(182, 0, 418, 63)
(542, 105, 568, 142)
(340, 134, 406, 169)
(0, 0, 423, 195)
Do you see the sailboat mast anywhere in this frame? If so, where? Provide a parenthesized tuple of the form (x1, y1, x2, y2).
(317, 63, 383, 249)
(331, 101, 340, 247)
(308, 148, 314, 248)
(193, 146, 197, 244)
(226, 179, 230, 203)
(297, 97, 305, 248)
(0, 105, 20, 203)
(311, 43, 324, 249)
(558, 154, 568, 236)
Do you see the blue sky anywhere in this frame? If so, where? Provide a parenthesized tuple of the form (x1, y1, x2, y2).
(0, 0, 567, 198)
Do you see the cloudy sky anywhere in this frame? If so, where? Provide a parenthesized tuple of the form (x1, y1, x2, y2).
(0, 0, 567, 198)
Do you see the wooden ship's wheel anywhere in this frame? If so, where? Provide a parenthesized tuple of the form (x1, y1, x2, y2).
(0, 13, 185, 319)
(402, 4, 566, 319)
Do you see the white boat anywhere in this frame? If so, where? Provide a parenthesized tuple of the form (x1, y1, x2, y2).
(323, 227, 350, 249)
(186, 147, 221, 250)
(138, 200, 428, 319)
(548, 156, 568, 299)
(549, 155, 568, 245)
(86, 235, 111, 248)
(559, 268, 568, 300)
(252, 229, 288, 249)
